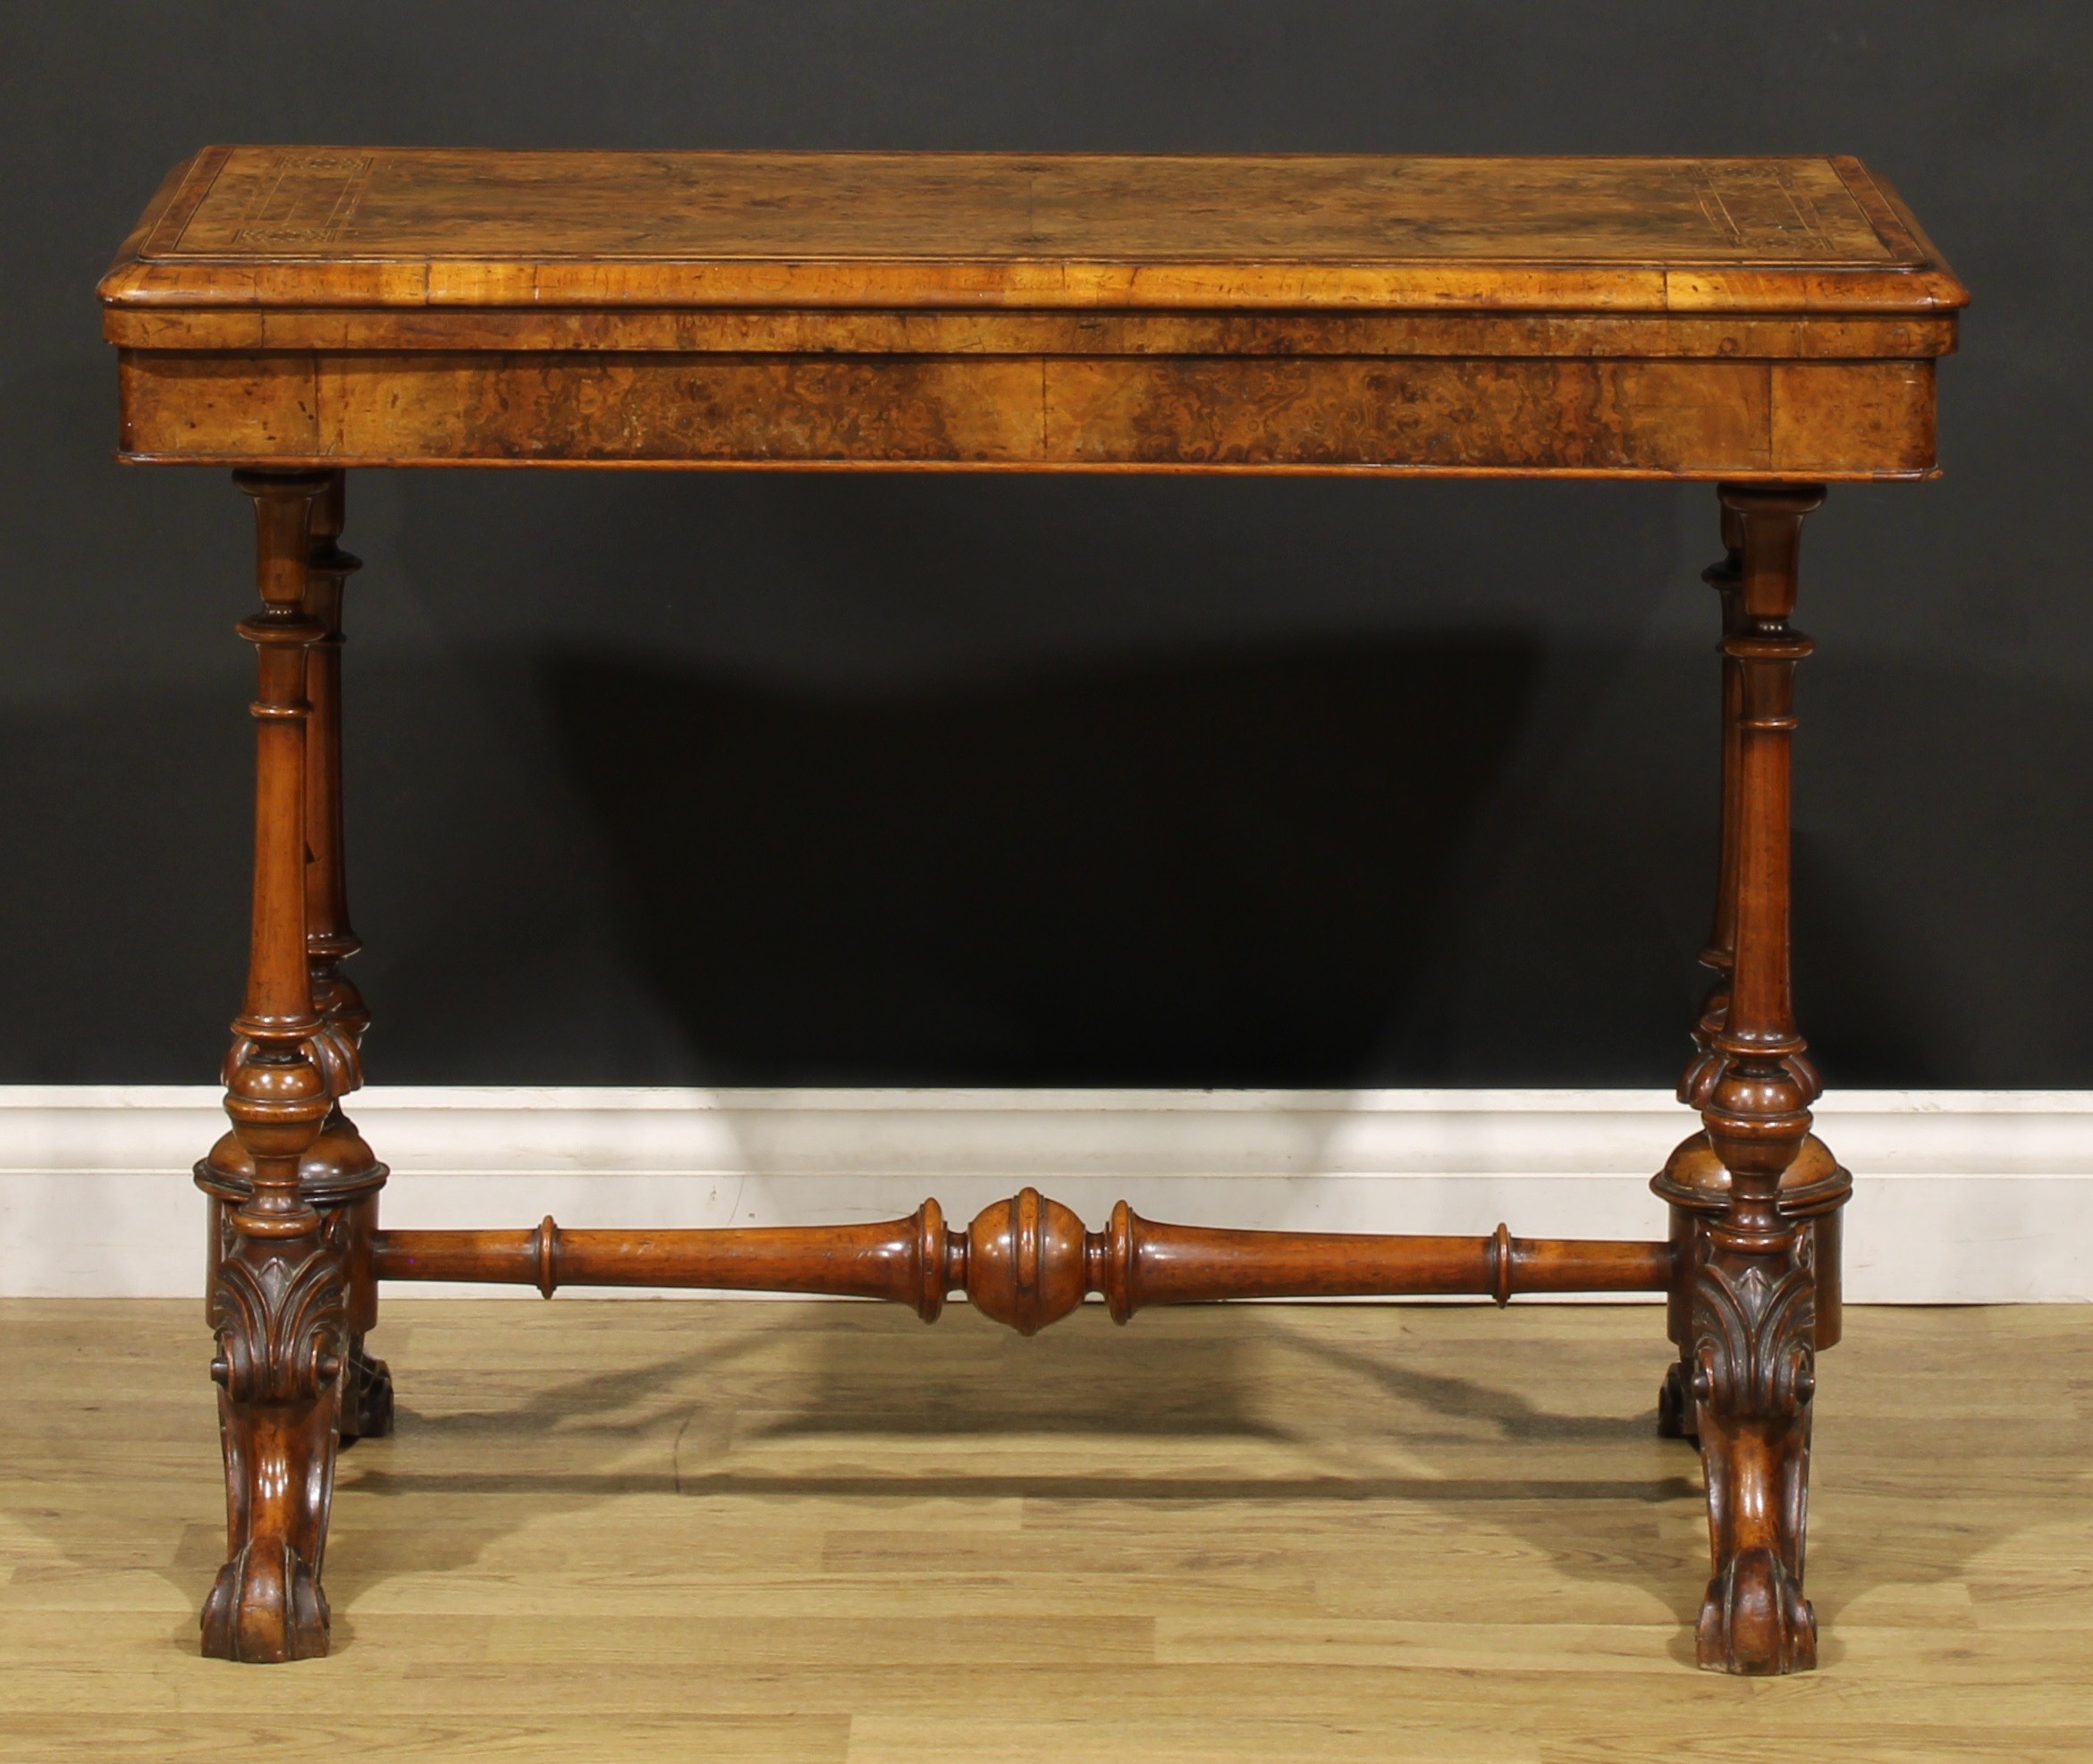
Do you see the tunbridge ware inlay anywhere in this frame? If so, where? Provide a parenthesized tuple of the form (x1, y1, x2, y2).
(100, 146, 1964, 1676)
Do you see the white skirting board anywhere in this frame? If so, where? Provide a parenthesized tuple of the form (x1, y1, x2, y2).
(0, 1085, 2086, 1302)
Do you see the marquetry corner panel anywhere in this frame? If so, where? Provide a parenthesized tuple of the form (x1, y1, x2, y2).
(101, 147, 1962, 1675)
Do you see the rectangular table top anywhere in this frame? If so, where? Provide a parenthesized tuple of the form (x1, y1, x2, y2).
(101, 149, 1963, 479)
(102, 148, 1964, 317)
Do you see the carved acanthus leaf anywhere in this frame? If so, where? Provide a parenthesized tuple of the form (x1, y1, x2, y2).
(210, 1241, 348, 1406)
(1691, 1254, 1816, 1425)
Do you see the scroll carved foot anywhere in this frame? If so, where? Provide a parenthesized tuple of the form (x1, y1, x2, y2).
(1698, 1541, 1815, 1676)
(1691, 1248, 1818, 1674)
(201, 1491, 333, 1664)
(201, 1230, 348, 1662)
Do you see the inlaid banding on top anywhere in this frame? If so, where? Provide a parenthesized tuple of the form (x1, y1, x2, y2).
(102, 149, 1965, 318)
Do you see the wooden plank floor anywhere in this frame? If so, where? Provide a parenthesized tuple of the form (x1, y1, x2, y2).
(0, 1298, 2087, 1760)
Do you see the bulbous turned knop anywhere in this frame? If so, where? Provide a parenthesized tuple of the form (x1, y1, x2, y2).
(964, 1187, 1089, 1335)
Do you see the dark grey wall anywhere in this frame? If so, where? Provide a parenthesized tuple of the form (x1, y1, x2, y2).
(2, 3, 2085, 1086)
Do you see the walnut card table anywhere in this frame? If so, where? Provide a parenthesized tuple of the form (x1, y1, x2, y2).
(99, 148, 1964, 1674)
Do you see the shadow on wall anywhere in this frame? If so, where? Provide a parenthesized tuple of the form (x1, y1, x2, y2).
(538, 634, 1542, 1085)
(11, 444, 2090, 1088)
(9, 616, 2088, 1089)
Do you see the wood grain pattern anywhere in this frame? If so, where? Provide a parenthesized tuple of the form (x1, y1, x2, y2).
(1772, 361, 1937, 475)
(102, 149, 1962, 477)
(100, 305, 1961, 359)
(115, 350, 1928, 477)
(369, 1198, 1675, 1329)
(101, 150, 1965, 314)
(1044, 356, 1772, 472)
(0, 1299, 2086, 1761)
(161, 151, 1903, 261)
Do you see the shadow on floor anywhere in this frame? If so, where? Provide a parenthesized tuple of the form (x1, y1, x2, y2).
(322, 1304, 1704, 1624)
(86, 1300, 2048, 1658)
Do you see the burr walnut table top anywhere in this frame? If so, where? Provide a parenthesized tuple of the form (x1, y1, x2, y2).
(101, 148, 1965, 477)
(104, 148, 1963, 312)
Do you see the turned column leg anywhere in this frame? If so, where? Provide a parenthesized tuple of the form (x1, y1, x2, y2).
(199, 469, 350, 1664)
(1664, 499, 1836, 1443)
(301, 474, 392, 1447)
(1683, 483, 1827, 1675)
(1678, 502, 1746, 1115)
(198, 475, 392, 1448)
(1661, 509, 1747, 1441)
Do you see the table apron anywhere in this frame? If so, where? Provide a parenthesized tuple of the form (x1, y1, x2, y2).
(115, 349, 1937, 477)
